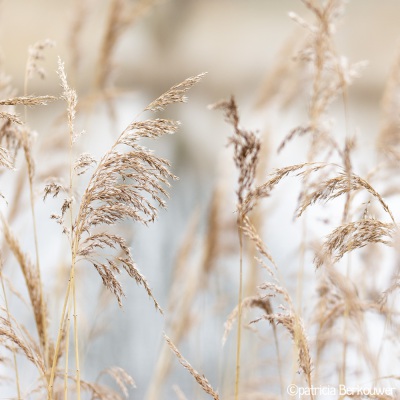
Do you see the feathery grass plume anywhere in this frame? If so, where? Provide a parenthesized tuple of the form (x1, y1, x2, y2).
(26, 39, 55, 82)
(250, 286, 313, 392)
(0, 112, 22, 125)
(315, 219, 395, 268)
(0, 315, 45, 375)
(0, 146, 13, 169)
(0, 214, 48, 358)
(0, 120, 24, 162)
(95, 0, 159, 90)
(222, 295, 272, 346)
(164, 333, 220, 400)
(70, 73, 205, 309)
(210, 96, 260, 208)
(296, 169, 396, 222)
(146, 73, 207, 112)
(258, 309, 312, 375)
(313, 266, 383, 380)
(241, 162, 328, 215)
(279, 1, 367, 222)
(0, 258, 21, 398)
(241, 215, 277, 275)
(0, 95, 56, 107)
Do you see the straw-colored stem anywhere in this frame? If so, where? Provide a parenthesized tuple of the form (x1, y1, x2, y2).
(234, 216, 243, 400)
(72, 258, 81, 399)
(48, 277, 72, 398)
(64, 297, 73, 399)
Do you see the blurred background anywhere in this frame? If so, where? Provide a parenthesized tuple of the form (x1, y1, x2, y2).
(1, 0, 400, 398)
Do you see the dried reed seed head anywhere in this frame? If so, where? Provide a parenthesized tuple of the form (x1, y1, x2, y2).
(145, 73, 206, 112)
(0, 95, 56, 107)
(315, 219, 395, 268)
(43, 179, 66, 200)
(241, 216, 277, 275)
(0, 315, 45, 374)
(66, 74, 205, 309)
(26, 39, 55, 81)
(223, 295, 272, 346)
(0, 215, 48, 353)
(164, 333, 219, 400)
(296, 170, 395, 222)
(74, 152, 97, 175)
(242, 162, 328, 215)
(0, 146, 13, 169)
(57, 58, 77, 137)
(211, 96, 261, 208)
(0, 112, 22, 125)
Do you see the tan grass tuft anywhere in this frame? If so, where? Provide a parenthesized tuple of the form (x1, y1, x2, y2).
(315, 219, 395, 267)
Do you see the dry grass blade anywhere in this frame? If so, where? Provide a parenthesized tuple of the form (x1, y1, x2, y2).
(145, 73, 206, 112)
(315, 219, 395, 267)
(0, 95, 57, 106)
(164, 333, 219, 400)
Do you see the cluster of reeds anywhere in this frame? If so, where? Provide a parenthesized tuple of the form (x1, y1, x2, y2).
(1, 0, 400, 399)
